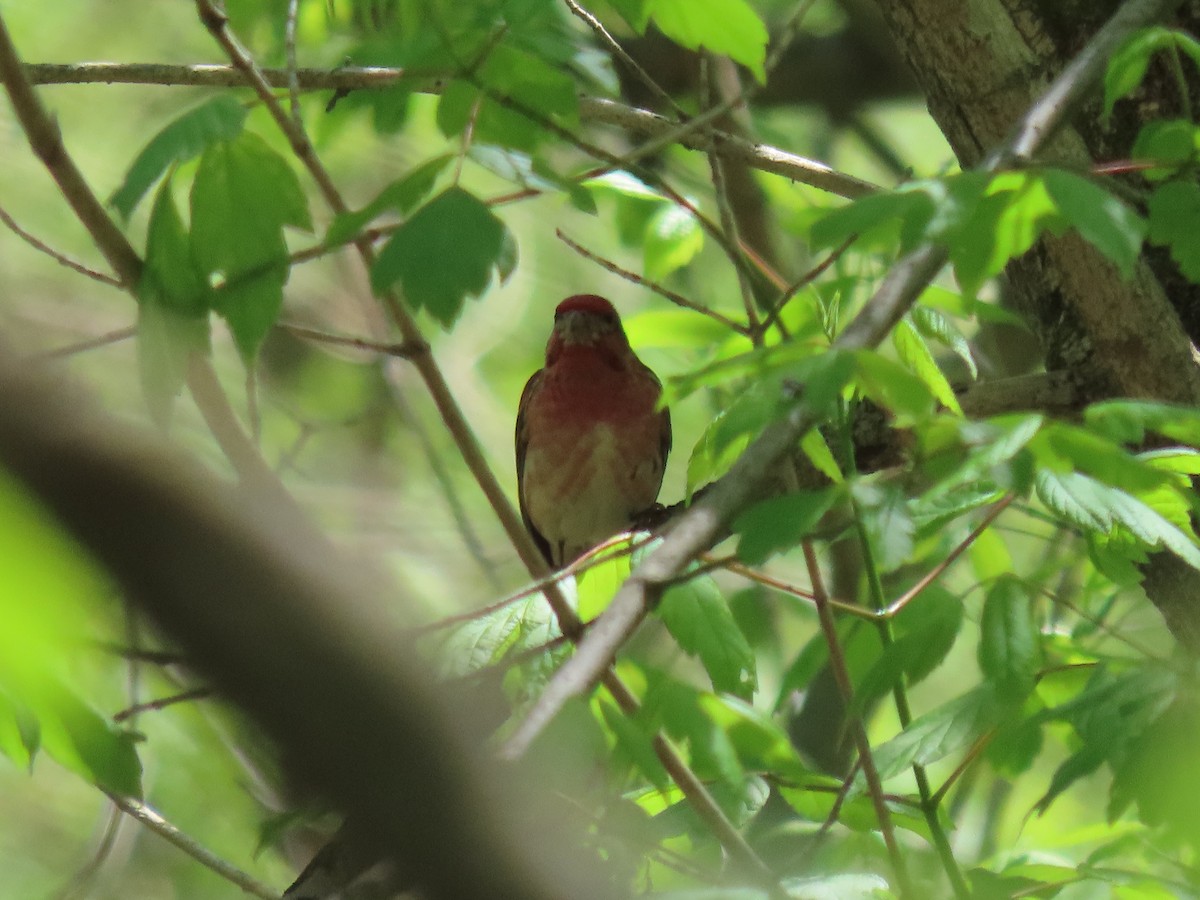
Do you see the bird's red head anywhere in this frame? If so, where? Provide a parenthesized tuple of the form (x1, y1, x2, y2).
(548, 294, 627, 359)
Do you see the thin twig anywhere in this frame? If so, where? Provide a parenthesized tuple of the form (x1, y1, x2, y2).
(113, 686, 212, 723)
(38, 326, 136, 359)
(757, 235, 857, 339)
(880, 494, 1015, 619)
(276, 322, 428, 357)
(555, 230, 751, 336)
(284, 0, 302, 133)
(563, 0, 684, 116)
(22, 60, 882, 200)
(0, 202, 122, 287)
(0, 33, 141, 286)
(701, 53, 761, 335)
(802, 540, 912, 895)
(105, 792, 281, 899)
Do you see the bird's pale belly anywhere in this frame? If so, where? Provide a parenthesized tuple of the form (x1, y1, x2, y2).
(522, 422, 661, 565)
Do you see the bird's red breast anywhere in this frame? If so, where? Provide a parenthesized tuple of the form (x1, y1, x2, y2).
(516, 296, 670, 567)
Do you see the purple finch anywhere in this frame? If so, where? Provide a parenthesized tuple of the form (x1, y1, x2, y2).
(516, 295, 671, 568)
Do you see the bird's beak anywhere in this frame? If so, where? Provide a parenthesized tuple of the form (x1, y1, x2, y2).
(554, 311, 610, 345)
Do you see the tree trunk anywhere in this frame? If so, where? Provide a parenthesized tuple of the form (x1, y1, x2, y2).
(871, 0, 1200, 649)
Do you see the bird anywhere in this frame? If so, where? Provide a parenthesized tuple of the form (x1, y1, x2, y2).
(516, 294, 671, 568)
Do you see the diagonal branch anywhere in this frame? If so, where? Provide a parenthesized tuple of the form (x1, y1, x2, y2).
(191, 0, 774, 882)
(498, 0, 1183, 759)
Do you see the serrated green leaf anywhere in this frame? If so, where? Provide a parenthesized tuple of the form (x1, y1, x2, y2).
(700, 694, 810, 780)
(191, 132, 311, 361)
(648, 0, 769, 83)
(894, 317, 962, 414)
(978, 576, 1039, 701)
(658, 578, 757, 699)
(810, 187, 934, 251)
(912, 305, 977, 379)
(852, 588, 963, 715)
(325, 155, 454, 245)
(1042, 169, 1145, 278)
(370, 187, 511, 327)
(1037, 469, 1200, 570)
(1148, 180, 1200, 282)
(733, 487, 838, 565)
(110, 95, 247, 220)
(867, 685, 1002, 783)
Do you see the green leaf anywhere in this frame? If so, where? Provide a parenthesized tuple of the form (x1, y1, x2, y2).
(852, 480, 915, 573)
(867, 685, 1002, 783)
(1084, 398, 1200, 446)
(1132, 119, 1200, 179)
(893, 317, 961, 414)
(978, 576, 1039, 701)
(854, 350, 939, 421)
(190, 132, 311, 361)
(950, 171, 1061, 296)
(644, 204, 703, 280)
(137, 178, 212, 423)
(432, 594, 562, 680)
(1104, 27, 1177, 115)
(110, 95, 247, 220)
(1035, 665, 1178, 814)
(136, 301, 211, 427)
(912, 305, 977, 379)
(733, 487, 839, 565)
(576, 539, 634, 622)
(852, 587, 963, 715)
(1036, 469, 1200, 570)
(325, 155, 454, 245)
(1042, 169, 1145, 278)
(648, 0, 769, 83)
(0, 469, 142, 796)
(1147, 180, 1200, 282)
(437, 46, 579, 151)
(699, 694, 810, 780)
(642, 672, 744, 792)
(608, 0, 651, 31)
(658, 578, 757, 699)
(142, 179, 210, 317)
(810, 187, 934, 251)
(371, 187, 512, 328)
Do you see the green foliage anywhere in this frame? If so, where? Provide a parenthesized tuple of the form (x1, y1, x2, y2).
(191, 131, 312, 361)
(370, 186, 516, 327)
(0, 470, 141, 797)
(15, 0, 1200, 895)
(657, 577, 757, 699)
(977, 576, 1039, 701)
(109, 96, 248, 220)
(1104, 26, 1200, 115)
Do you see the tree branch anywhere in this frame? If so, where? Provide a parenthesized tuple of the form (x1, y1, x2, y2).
(498, 0, 1179, 758)
(21, 62, 881, 200)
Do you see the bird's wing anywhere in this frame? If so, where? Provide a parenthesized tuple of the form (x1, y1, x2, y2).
(515, 368, 554, 566)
